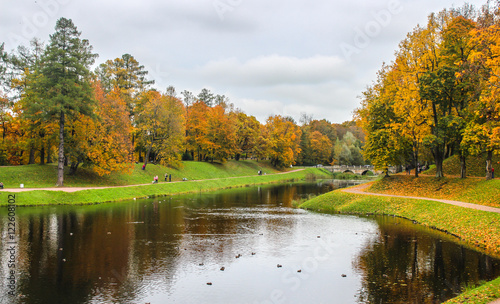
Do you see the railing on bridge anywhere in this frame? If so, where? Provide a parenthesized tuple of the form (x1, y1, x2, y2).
(316, 165, 396, 175)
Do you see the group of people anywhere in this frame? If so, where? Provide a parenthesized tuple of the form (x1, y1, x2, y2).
(152, 173, 173, 184)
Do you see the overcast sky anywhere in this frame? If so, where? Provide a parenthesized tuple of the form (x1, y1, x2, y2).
(0, 0, 489, 123)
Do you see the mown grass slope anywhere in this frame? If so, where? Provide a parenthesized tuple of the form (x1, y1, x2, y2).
(0, 160, 280, 188)
(425, 154, 500, 177)
(3, 168, 330, 206)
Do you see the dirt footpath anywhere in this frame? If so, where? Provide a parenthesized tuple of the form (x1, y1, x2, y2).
(0, 169, 306, 193)
(342, 183, 500, 214)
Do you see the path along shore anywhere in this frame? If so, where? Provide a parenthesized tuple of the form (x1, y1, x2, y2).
(342, 183, 500, 304)
(0, 169, 306, 193)
(342, 183, 500, 214)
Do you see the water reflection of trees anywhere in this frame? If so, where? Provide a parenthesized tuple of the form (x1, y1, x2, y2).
(354, 217, 500, 304)
(0, 202, 188, 304)
(0, 184, 310, 303)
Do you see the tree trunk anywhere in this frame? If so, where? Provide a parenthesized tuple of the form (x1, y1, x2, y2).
(433, 147, 444, 178)
(56, 112, 65, 187)
(1, 121, 5, 141)
(413, 141, 419, 178)
(69, 161, 80, 175)
(131, 133, 135, 159)
(40, 145, 45, 165)
(144, 142, 153, 169)
(460, 154, 466, 179)
(431, 101, 444, 178)
(486, 150, 493, 180)
(29, 146, 36, 164)
(47, 142, 52, 163)
(435, 159, 444, 178)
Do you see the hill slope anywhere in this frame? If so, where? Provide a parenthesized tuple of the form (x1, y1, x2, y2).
(425, 154, 499, 177)
(0, 160, 280, 188)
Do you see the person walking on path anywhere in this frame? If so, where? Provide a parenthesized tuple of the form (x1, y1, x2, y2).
(492, 167, 495, 179)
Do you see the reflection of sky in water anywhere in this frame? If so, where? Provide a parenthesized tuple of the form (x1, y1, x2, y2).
(139, 210, 379, 304)
(0, 182, 498, 304)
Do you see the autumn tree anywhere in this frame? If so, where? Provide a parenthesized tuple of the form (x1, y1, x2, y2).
(205, 105, 237, 162)
(358, 7, 487, 178)
(419, 15, 480, 178)
(136, 90, 185, 168)
(265, 115, 302, 168)
(234, 112, 261, 160)
(299, 119, 337, 165)
(356, 66, 410, 175)
(308, 131, 332, 165)
(95, 53, 154, 116)
(86, 83, 134, 175)
(185, 101, 210, 161)
(40, 18, 98, 186)
(463, 11, 500, 179)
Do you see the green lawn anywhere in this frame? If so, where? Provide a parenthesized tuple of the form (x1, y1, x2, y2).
(0, 160, 280, 188)
(1, 167, 331, 206)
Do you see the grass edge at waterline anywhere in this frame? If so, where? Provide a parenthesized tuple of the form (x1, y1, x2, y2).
(3, 168, 331, 207)
(299, 187, 500, 304)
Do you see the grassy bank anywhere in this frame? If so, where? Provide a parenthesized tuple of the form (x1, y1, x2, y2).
(3, 168, 330, 207)
(425, 154, 500, 177)
(367, 175, 500, 208)
(299, 176, 500, 304)
(0, 160, 280, 188)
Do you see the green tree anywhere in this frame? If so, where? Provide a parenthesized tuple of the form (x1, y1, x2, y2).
(95, 54, 154, 93)
(9, 39, 55, 165)
(0, 42, 9, 92)
(198, 88, 215, 107)
(95, 53, 154, 116)
(356, 67, 410, 175)
(41, 18, 98, 186)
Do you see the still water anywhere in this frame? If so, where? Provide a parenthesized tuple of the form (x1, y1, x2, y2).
(0, 181, 499, 304)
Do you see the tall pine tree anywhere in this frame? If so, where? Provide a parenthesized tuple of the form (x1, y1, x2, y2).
(41, 18, 97, 186)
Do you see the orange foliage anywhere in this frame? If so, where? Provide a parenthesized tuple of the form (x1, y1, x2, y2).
(86, 83, 134, 175)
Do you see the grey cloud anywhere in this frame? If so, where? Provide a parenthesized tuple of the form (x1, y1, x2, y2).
(196, 55, 352, 87)
(0, 0, 489, 124)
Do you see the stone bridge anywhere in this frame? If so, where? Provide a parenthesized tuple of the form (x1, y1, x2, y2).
(320, 165, 396, 175)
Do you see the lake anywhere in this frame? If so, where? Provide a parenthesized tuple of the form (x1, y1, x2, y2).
(0, 181, 499, 304)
